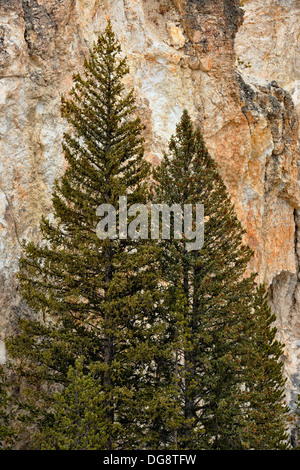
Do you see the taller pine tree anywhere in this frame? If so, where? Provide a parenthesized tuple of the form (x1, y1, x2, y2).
(4, 21, 168, 450)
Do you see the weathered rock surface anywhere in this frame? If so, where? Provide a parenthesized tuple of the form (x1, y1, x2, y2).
(0, 0, 299, 441)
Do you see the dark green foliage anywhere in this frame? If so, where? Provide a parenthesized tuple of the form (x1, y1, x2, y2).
(243, 284, 290, 449)
(152, 110, 289, 449)
(0, 367, 15, 449)
(152, 110, 254, 448)
(0, 26, 290, 449)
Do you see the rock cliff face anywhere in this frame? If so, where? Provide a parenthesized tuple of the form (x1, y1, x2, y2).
(0, 0, 299, 438)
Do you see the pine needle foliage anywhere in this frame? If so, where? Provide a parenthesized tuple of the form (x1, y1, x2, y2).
(244, 284, 290, 449)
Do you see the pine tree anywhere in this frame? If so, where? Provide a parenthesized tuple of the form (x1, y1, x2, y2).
(4, 20, 168, 450)
(152, 110, 289, 449)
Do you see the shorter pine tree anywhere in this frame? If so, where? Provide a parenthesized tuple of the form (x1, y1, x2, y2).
(32, 360, 110, 450)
